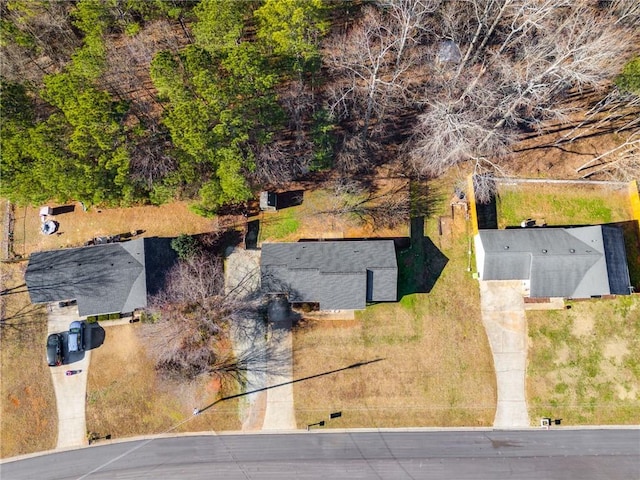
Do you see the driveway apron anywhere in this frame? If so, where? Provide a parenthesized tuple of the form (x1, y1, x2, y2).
(479, 280, 530, 428)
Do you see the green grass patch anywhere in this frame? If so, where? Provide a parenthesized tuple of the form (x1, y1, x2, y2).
(497, 184, 631, 228)
(527, 296, 640, 425)
(259, 209, 301, 241)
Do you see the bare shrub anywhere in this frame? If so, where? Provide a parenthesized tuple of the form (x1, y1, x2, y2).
(141, 254, 265, 380)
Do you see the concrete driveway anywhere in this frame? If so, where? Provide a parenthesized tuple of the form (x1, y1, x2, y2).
(224, 247, 296, 431)
(262, 297, 296, 430)
(479, 280, 530, 428)
(46, 303, 91, 449)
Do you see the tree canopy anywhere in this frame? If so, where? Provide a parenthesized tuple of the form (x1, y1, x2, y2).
(1, 0, 638, 211)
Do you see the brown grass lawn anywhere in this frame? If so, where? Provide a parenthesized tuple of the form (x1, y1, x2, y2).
(10, 200, 216, 258)
(0, 263, 55, 458)
(258, 184, 410, 244)
(86, 324, 241, 439)
(527, 296, 640, 424)
(292, 177, 496, 429)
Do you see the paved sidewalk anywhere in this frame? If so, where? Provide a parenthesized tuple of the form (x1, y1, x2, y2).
(479, 280, 530, 428)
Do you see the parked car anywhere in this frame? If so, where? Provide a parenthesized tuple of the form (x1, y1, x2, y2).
(68, 321, 84, 352)
(46, 333, 63, 366)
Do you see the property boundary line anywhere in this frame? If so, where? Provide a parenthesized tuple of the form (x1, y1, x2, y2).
(628, 180, 640, 227)
(467, 175, 479, 235)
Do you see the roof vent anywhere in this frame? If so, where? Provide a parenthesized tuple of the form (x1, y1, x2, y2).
(541, 249, 548, 254)
(504, 245, 509, 250)
(570, 249, 575, 253)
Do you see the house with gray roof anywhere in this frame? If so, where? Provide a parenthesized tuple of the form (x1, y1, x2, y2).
(260, 240, 398, 310)
(25, 237, 176, 317)
(474, 226, 631, 298)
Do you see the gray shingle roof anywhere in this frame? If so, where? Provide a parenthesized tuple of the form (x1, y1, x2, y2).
(25, 239, 148, 316)
(261, 240, 398, 310)
(476, 226, 631, 298)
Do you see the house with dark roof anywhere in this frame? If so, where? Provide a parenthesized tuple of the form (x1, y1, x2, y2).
(25, 237, 176, 317)
(474, 226, 631, 298)
(260, 240, 398, 310)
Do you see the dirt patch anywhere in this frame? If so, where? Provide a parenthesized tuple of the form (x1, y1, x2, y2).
(603, 338, 630, 364)
(508, 102, 639, 181)
(11, 200, 215, 258)
(571, 315, 594, 337)
(615, 384, 638, 401)
(555, 344, 570, 365)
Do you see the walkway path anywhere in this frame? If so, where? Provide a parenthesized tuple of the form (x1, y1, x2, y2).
(479, 280, 530, 428)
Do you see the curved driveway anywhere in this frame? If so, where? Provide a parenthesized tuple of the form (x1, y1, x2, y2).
(2, 429, 638, 480)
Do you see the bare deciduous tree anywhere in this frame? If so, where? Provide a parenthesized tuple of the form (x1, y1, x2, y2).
(408, 1, 638, 199)
(318, 178, 410, 229)
(141, 253, 265, 380)
(323, 4, 429, 170)
(0, 1, 80, 84)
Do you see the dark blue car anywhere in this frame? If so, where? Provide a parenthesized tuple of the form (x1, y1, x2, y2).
(46, 333, 63, 366)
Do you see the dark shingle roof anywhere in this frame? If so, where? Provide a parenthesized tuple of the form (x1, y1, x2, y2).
(25, 239, 148, 316)
(261, 240, 397, 310)
(602, 225, 632, 295)
(476, 226, 631, 298)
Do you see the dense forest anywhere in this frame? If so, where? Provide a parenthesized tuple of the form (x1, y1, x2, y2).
(1, 0, 639, 212)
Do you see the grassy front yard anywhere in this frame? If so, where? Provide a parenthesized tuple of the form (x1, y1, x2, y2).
(86, 324, 241, 439)
(527, 296, 640, 424)
(292, 178, 496, 429)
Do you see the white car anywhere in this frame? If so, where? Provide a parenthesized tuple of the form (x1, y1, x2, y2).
(68, 321, 84, 352)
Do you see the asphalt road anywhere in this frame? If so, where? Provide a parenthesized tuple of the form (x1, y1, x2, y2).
(2, 429, 638, 480)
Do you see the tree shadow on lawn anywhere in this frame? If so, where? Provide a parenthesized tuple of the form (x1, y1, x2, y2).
(197, 358, 385, 414)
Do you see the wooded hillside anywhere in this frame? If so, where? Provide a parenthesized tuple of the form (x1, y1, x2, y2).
(1, 0, 638, 212)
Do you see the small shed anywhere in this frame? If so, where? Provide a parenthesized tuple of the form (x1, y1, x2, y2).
(260, 191, 278, 211)
(39, 206, 52, 217)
